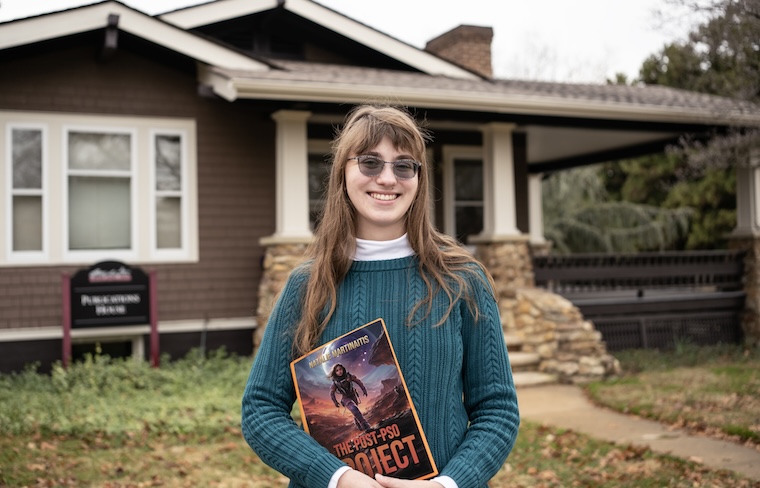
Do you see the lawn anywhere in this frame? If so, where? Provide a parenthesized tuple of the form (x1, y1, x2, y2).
(0, 345, 757, 487)
(586, 342, 760, 448)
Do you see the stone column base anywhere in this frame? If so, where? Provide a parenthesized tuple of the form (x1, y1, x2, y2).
(254, 238, 311, 352)
(728, 234, 760, 347)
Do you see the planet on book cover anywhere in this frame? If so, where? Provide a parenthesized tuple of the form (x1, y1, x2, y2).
(290, 318, 438, 480)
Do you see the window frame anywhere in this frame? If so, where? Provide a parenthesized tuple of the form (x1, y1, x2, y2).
(150, 129, 189, 260)
(442, 145, 484, 246)
(5, 123, 48, 263)
(62, 124, 138, 263)
(0, 111, 198, 267)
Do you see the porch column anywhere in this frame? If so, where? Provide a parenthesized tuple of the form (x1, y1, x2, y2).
(479, 122, 520, 237)
(729, 148, 760, 347)
(270, 110, 313, 239)
(255, 110, 313, 351)
(528, 172, 550, 255)
(471, 123, 534, 333)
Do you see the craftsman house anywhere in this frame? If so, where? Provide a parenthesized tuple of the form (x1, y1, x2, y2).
(1, 0, 758, 373)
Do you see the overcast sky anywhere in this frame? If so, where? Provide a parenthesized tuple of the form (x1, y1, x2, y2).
(0, 0, 700, 83)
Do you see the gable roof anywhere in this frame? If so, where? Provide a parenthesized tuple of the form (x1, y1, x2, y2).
(0, 0, 268, 71)
(158, 0, 479, 79)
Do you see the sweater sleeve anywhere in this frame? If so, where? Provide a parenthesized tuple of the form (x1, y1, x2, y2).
(241, 268, 346, 487)
(439, 270, 521, 486)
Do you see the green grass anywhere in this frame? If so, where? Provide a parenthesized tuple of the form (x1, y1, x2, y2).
(586, 343, 760, 445)
(0, 346, 757, 487)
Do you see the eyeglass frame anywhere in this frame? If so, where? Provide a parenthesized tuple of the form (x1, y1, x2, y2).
(347, 155, 422, 180)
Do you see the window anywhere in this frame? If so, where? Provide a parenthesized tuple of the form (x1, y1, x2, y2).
(453, 158, 484, 243)
(2, 112, 197, 266)
(443, 146, 484, 246)
(66, 129, 133, 252)
(152, 132, 185, 252)
(308, 141, 331, 230)
(8, 125, 46, 260)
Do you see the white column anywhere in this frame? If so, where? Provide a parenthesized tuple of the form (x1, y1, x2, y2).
(528, 173, 547, 244)
(267, 110, 312, 241)
(732, 148, 760, 237)
(477, 122, 520, 238)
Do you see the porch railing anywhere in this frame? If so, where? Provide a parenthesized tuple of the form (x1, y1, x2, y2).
(533, 250, 746, 351)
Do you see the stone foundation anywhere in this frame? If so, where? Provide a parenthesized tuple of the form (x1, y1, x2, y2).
(254, 241, 310, 350)
(474, 237, 619, 383)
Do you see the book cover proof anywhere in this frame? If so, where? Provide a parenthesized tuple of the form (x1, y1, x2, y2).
(290, 318, 438, 480)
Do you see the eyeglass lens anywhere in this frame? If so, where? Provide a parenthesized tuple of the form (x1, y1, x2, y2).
(357, 156, 419, 179)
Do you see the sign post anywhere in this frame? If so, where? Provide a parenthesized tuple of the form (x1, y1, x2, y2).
(64, 261, 157, 367)
(62, 274, 71, 368)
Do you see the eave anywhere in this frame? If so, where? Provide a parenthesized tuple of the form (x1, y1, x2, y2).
(0, 1, 268, 71)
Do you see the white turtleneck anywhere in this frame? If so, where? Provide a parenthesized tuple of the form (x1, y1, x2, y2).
(353, 233, 414, 261)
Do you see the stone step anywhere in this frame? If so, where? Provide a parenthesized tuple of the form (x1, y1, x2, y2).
(504, 333, 523, 349)
(508, 351, 540, 369)
(513, 371, 557, 388)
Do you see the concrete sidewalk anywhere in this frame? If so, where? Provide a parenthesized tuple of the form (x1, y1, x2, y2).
(516, 384, 760, 482)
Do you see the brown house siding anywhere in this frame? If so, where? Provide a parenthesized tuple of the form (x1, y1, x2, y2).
(0, 42, 274, 340)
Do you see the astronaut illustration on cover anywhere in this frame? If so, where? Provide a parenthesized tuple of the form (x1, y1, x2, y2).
(329, 363, 372, 432)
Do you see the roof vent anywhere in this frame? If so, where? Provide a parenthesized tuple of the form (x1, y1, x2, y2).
(425, 25, 493, 79)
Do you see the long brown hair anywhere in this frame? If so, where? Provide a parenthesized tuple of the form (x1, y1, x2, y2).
(292, 104, 495, 356)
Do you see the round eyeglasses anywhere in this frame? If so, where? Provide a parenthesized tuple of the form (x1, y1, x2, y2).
(348, 155, 421, 180)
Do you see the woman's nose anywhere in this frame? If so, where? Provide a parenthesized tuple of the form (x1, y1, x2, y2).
(375, 163, 398, 184)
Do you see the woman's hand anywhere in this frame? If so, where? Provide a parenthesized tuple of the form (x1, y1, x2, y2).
(336, 469, 384, 488)
(374, 474, 444, 488)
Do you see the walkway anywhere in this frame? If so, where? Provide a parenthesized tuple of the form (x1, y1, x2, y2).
(516, 384, 760, 482)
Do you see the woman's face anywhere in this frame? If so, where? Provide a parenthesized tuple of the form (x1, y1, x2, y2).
(345, 136, 419, 240)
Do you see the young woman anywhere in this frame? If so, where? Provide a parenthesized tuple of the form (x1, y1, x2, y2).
(242, 104, 520, 488)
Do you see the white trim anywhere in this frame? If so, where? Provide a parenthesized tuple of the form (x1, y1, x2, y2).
(160, 0, 279, 29)
(442, 145, 483, 239)
(286, 0, 477, 79)
(217, 74, 760, 126)
(0, 317, 257, 342)
(163, 0, 477, 79)
(5, 122, 49, 263)
(149, 129, 191, 261)
(0, 2, 268, 72)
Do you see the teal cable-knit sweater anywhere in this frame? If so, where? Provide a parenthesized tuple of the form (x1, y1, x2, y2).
(241, 256, 520, 488)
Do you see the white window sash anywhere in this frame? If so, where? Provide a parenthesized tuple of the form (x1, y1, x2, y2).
(62, 125, 138, 263)
(6, 123, 48, 262)
(150, 129, 188, 260)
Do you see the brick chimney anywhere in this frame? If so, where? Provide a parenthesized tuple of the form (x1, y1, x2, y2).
(425, 25, 493, 79)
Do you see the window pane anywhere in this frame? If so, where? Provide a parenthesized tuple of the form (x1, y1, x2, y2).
(454, 159, 483, 201)
(156, 134, 181, 191)
(308, 156, 330, 202)
(12, 196, 42, 251)
(12, 129, 42, 189)
(308, 155, 330, 230)
(156, 196, 181, 249)
(455, 206, 483, 244)
(69, 176, 130, 250)
(68, 132, 131, 171)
